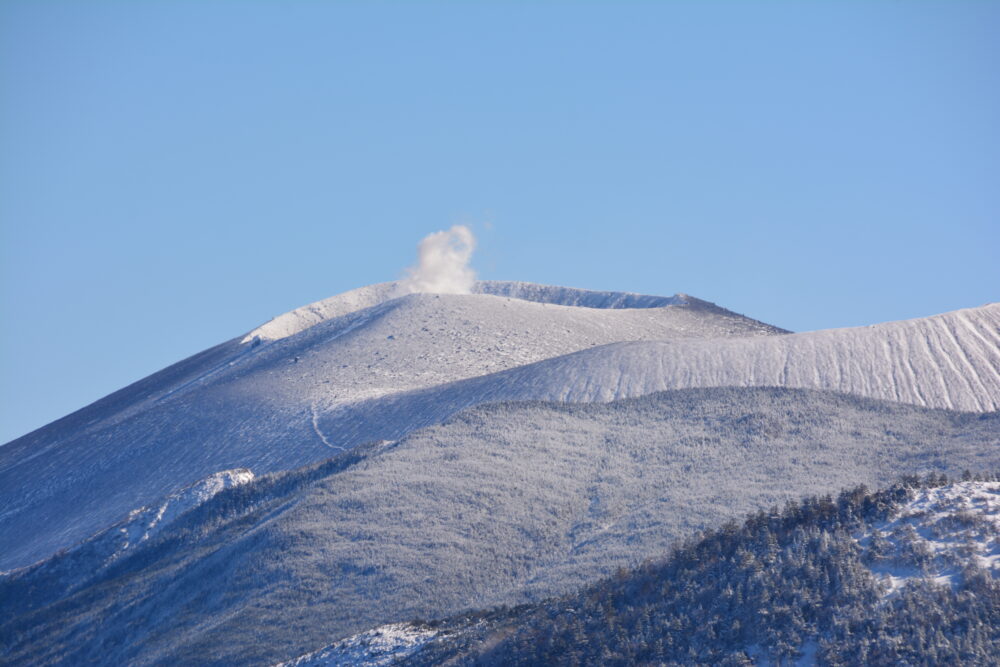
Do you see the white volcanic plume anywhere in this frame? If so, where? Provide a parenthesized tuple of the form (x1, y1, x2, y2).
(394, 225, 476, 296)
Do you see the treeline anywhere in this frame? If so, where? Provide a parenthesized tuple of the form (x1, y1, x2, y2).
(412, 472, 1000, 666)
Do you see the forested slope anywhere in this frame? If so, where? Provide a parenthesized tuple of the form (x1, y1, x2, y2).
(3, 389, 997, 666)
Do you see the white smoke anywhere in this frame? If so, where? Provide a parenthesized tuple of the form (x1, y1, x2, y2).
(394, 225, 477, 296)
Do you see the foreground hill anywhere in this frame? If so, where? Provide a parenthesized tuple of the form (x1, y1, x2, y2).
(0, 282, 778, 571)
(399, 478, 1000, 666)
(3, 388, 997, 666)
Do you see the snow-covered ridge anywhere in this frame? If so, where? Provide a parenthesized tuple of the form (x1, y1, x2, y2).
(243, 281, 689, 343)
(276, 623, 439, 667)
(386, 300, 998, 412)
(474, 281, 685, 310)
(859, 481, 1000, 596)
(303, 302, 999, 455)
(244, 283, 397, 343)
(115, 468, 255, 553)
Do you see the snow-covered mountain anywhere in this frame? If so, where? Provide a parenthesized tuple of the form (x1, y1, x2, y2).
(1, 279, 998, 665)
(0, 282, 782, 571)
(2, 283, 997, 573)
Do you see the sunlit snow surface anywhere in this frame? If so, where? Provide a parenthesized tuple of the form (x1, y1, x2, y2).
(276, 623, 439, 667)
(859, 482, 1000, 595)
(243, 281, 686, 343)
(114, 468, 254, 555)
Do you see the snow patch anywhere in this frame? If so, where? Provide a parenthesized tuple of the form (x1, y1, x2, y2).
(75, 468, 255, 570)
(858, 481, 1000, 596)
(116, 468, 255, 553)
(276, 623, 439, 667)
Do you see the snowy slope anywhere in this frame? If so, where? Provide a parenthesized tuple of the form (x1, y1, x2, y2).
(447, 301, 1000, 411)
(243, 280, 686, 343)
(510, 301, 1000, 411)
(3, 388, 997, 667)
(314, 301, 1000, 449)
(0, 282, 778, 571)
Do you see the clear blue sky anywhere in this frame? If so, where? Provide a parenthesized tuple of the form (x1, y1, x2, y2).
(2, 1, 998, 444)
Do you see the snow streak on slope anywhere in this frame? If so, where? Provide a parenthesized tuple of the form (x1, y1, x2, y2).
(4, 468, 253, 576)
(0, 284, 777, 571)
(277, 623, 439, 667)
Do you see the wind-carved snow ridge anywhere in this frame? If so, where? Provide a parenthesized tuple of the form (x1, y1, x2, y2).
(276, 623, 439, 667)
(858, 482, 1000, 597)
